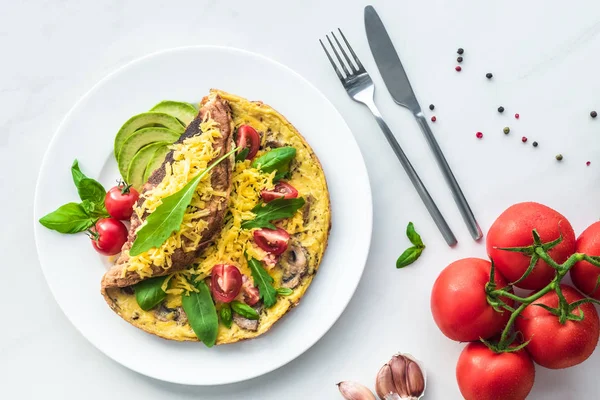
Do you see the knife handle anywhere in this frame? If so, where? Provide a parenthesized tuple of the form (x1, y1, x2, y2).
(365, 102, 457, 246)
(414, 112, 483, 241)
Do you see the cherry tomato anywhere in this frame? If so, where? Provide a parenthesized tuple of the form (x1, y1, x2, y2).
(571, 221, 600, 300)
(261, 182, 299, 202)
(241, 275, 260, 306)
(90, 218, 128, 256)
(431, 258, 513, 342)
(456, 342, 535, 400)
(210, 264, 243, 303)
(105, 182, 140, 220)
(236, 125, 260, 160)
(515, 284, 599, 369)
(253, 228, 290, 255)
(486, 202, 576, 290)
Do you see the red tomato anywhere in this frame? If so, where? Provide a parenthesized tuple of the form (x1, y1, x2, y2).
(571, 221, 600, 300)
(241, 275, 260, 306)
(431, 258, 513, 342)
(515, 284, 599, 369)
(210, 264, 243, 303)
(105, 183, 140, 220)
(253, 228, 290, 255)
(261, 182, 299, 202)
(236, 125, 260, 160)
(90, 218, 128, 256)
(456, 342, 535, 400)
(486, 202, 576, 290)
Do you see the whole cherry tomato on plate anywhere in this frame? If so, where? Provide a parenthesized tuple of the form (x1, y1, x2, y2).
(105, 182, 139, 220)
(89, 218, 128, 256)
(210, 264, 243, 303)
(486, 202, 576, 290)
(570, 221, 600, 300)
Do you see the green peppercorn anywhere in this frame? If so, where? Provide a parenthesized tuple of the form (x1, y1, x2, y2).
(498, 106, 504, 113)
(503, 127, 510, 134)
(556, 154, 563, 161)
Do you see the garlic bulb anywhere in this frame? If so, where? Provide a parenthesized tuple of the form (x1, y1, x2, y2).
(375, 354, 426, 399)
(337, 381, 377, 400)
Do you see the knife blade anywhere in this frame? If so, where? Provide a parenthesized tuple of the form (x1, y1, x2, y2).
(364, 5, 420, 110)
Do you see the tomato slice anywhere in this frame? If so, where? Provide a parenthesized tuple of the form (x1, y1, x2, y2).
(210, 264, 243, 303)
(261, 182, 299, 202)
(253, 228, 290, 255)
(236, 125, 260, 160)
(241, 276, 260, 306)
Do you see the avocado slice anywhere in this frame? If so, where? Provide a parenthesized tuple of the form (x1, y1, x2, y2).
(150, 101, 197, 126)
(126, 142, 170, 190)
(143, 145, 170, 183)
(118, 127, 180, 179)
(114, 112, 184, 160)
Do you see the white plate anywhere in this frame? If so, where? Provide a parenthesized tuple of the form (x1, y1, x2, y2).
(33, 46, 372, 385)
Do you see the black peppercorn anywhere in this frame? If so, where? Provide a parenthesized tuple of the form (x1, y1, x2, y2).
(457, 56, 463, 63)
(533, 141, 538, 147)
(486, 72, 493, 79)
(457, 48, 464, 55)
(591, 111, 597, 118)
(429, 104, 435, 111)
(498, 106, 504, 113)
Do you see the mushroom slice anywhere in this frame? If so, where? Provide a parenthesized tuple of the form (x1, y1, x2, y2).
(233, 304, 262, 331)
(280, 244, 309, 289)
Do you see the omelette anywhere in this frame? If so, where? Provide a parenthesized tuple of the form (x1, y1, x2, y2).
(103, 89, 331, 345)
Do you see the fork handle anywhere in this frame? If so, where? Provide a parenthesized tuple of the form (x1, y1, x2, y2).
(366, 102, 457, 246)
(414, 112, 483, 241)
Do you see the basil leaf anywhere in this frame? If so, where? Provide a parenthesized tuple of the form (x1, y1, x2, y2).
(241, 197, 305, 230)
(235, 147, 249, 162)
(39, 202, 96, 233)
(71, 160, 108, 216)
(181, 280, 219, 347)
(231, 300, 259, 320)
(248, 257, 277, 308)
(396, 246, 424, 268)
(220, 303, 233, 329)
(71, 160, 86, 186)
(134, 276, 168, 311)
(406, 222, 424, 248)
(276, 287, 293, 296)
(130, 148, 236, 256)
(251, 146, 296, 173)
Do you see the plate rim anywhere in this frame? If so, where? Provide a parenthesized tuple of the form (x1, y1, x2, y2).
(33, 45, 373, 385)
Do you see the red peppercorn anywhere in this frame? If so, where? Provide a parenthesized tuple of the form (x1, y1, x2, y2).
(515, 113, 520, 119)
(587, 161, 591, 166)
(521, 136, 528, 143)
(476, 132, 483, 139)
(431, 116, 437, 122)
(455, 66, 462, 72)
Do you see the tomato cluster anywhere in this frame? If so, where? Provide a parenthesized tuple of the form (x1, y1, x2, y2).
(431, 202, 600, 400)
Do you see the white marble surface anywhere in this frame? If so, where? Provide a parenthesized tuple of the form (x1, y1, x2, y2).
(3, 0, 600, 399)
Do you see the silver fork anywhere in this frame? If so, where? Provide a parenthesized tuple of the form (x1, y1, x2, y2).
(320, 29, 457, 246)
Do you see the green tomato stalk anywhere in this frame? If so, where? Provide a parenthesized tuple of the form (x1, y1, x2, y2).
(483, 229, 600, 353)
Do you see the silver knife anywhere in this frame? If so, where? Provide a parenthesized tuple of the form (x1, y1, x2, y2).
(365, 5, 483, 241)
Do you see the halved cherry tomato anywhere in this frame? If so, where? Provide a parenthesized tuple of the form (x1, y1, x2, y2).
(254, 228, 290, 255)
(210, 264, 243, 303)
(90, 218, 128, 256)
(261, 181, 299, 202)
(105, 182, 140, 220)
(242, 275, 260, 306)
(236, 125, 260, 160)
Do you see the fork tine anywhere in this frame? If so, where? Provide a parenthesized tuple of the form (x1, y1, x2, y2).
(338, 28, 364, 71)
(326, 34, 350, 77)
(319, 39, 344, 82)
(331, 30, 358, 73)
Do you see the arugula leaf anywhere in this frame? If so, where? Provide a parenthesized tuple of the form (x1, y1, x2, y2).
(220, 303, 233, 329)
(235, 147, 250, 162)
(252, 146, 296, 173)
(134, 276, 168, 311)
(248, 257, 277, 307)
(39, 202, 96, 233)
(181, 280, 219, 347)
(406, 222, 424, 247)
(129, 148, 236, 256)
(241, 197, 305, 230)
(276, 287, 293, 296)
(396, 246, 424, 268)
(71, 160, 108, 217)
(231, 300, 259, 320)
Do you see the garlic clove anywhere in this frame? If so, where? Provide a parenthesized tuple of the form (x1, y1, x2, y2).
(337, 381, 377, 400)
(388, 354, 426, 399)
(384, 394, 402, 400)
(406, 359, 425, 398)
(375, 364, 397, 399)
(389, 355, 410, 398)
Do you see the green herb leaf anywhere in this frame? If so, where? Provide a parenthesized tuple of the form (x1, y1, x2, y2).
(220, 303, 233, 329)
(396, 246, 424, 268)
(231, 300, 259, 320)
(134, 276, 168, 311)
(71, 160, 86, 186)
(248, 257, 277, 307)
(251, 146, 296, 173)
(130, 148, 236, 256)
(241, 197, 305, 230)
(71, 160, 108, 216)
(276, 287, 293, 296)
(235, 147, 250, 162)
(39, 202, 96, 233)
(181, 280, 219, 347)
(406, 222, 424, 248)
